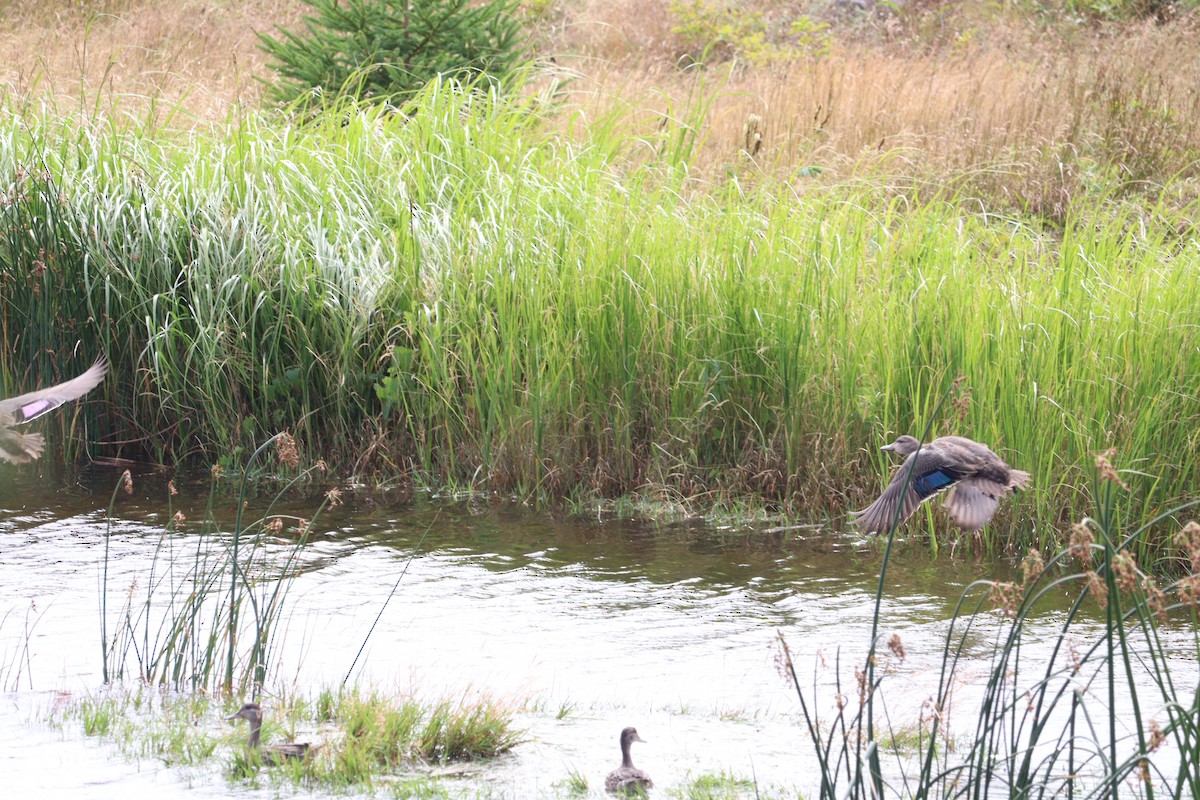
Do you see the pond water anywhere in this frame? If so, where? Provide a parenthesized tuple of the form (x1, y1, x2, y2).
(0, 467, 1192, 799)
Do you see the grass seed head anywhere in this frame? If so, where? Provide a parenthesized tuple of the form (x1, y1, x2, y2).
(1111, 551, 1139, 594)
(950, 374, 972, 422)
(1148, 719, 1166, 752)
(988, 581, 1019, 617)
(1176, 521, 1200, 572)
(1021, 547, 1044, 587)
(773, 632, 795, 680)
(1067, 639, 1082, 675)
(1069, 522, 1094, 566)
(742, 113, 763, 156)
(1143, 576, 1168, 623)
(1175, 574, 1200, 607)
(275, 432, 301, 469)
(1094, 449, 1129, 490)
(1086, 570, 1108, 610)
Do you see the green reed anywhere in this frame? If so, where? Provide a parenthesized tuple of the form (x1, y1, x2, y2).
(99, 434, 332, 693)
(782, 452, 1200, 799)
(1, 78, 1198, 552)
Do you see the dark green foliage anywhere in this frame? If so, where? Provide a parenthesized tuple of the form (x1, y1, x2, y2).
(258, 0, 526, 105)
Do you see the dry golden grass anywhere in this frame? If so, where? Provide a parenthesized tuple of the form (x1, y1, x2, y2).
(548, 4, 1200, 216)
(2, 0, 1198, 215)
(0, 0, 303, 118)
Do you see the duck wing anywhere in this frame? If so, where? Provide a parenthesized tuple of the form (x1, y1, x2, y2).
(942, 478, 1008, 532)
(606, 767, 653, 792)
(0, 429, 45, 464)
(852, 447, 969, 533)
(0, 358, 107, 424)
(262, 742, 313, 764)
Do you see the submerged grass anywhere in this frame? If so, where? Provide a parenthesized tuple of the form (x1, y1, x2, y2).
(671, 771, 758, 799)
(52, 685, 521, 793)
(0, 78, 1198, 552)
(55, 690, 220, 766)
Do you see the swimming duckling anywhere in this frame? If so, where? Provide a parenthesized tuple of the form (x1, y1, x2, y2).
(227, 702, 313, 765)
(605, 726, 652, 794)
(0, 357, 107, 464)
(853, 434, 1030, 533)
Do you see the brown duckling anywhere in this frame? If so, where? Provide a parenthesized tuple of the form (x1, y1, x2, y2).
(605, 726, 652, 794)
(227, 702, 313, 765)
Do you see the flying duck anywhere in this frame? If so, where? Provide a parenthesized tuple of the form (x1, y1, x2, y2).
(0, 357, 107, 463)
(852, 434, 1030, 533)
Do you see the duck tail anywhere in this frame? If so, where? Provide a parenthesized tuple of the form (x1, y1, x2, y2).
(1008, 469, 1031, 491)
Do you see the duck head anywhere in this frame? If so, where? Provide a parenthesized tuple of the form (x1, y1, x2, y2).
(881, 435, 921, 456)
(620, 726, 646, 747)
(228, 702, 264, 724)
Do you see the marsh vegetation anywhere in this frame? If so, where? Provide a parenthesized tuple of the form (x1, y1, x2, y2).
(1, 2, 1198, 553)
(2, 2, 1200, 798)
(0, 76, 1197, 553)
(51, 687, 520, 793)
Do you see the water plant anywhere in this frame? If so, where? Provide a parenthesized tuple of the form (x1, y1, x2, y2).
(51, 689, 220, 766)
(670, 770, 758, 799)
(554, 768, 589, 797)
(52, 685, 521, 792)
(99, 432, 335, 693)
(781, 445, 1200, 798)
(0, 599, 42, 690)
(231, 690, 522, 788)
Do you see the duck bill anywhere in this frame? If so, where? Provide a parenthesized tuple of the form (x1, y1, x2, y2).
(880, 443, 896, 452)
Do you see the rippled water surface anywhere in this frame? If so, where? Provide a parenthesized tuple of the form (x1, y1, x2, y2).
(0, 468, 1191, 798)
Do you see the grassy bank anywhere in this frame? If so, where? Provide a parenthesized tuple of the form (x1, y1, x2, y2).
(0, 80, 1198, 551)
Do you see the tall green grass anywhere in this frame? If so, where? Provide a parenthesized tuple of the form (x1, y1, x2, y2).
(0, 79, 1198, 551)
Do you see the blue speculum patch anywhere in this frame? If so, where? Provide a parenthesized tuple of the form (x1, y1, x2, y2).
(915, 470, 955, 497)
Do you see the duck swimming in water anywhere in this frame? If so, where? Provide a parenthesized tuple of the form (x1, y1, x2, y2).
(0, 357, 107, 464)
(605, 726, 652, 794)
(227, 702, 313, 765)
(852, 434, 1030, 533)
